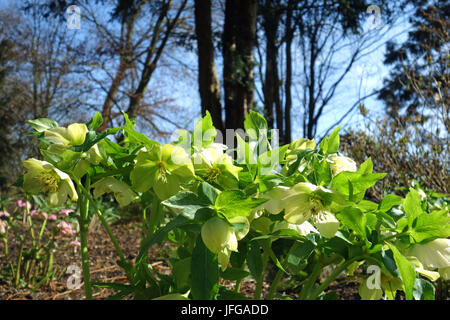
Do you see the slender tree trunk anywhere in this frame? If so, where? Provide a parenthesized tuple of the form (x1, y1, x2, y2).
(284, 0, 294, 143)
(194, 0, 223, 134)
(223, 0, 258, 131)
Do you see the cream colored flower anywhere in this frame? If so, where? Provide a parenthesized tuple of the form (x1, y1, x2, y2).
(327, 154, 357, 176)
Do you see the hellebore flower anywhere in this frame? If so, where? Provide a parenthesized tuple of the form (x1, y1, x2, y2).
(44, 123, 88, 153)
(131, 144, 194, 200)
(407, 238, 450, 280)
(311, 210, 340, 239)
(23, 158, 78, 206)
(327, 154, 357, 176)
(273, 220, 318, 236)
(91, 177, 135, 206)
(260, 182, 342, 238)
(192, 143, 242, 189)
(201, 217, 239, 271)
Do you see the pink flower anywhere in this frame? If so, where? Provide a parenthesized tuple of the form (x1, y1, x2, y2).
(57, 221, 76, 235)
(48, 214, 58, 221)
(69, 240, 81, 247)
(15, 200, 31, 210)
(30, 210, 40, 217)
(0, 211, 10, 218)
(0, 221, 6, 234)
(59, 209, 75, 216)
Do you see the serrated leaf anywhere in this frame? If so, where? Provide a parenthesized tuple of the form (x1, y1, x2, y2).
(386, 243, 416, 300)
(215, 190, 267, 219)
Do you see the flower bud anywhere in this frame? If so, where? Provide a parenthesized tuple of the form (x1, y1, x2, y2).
(201, 217, 235, 254)
(328, 154, 357, 176)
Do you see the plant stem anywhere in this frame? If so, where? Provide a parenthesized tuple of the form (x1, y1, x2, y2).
(306, 255, 365, 300)
(76, 181, 127, 265)
(14, 239, 25, 287)
(78, 177, 93, 300)
(298, 256, 322, 300)
(254, 240, 271, 300)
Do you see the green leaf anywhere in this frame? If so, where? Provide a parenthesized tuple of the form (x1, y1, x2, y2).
(216, 286, 248, 300)
(220, 268, 250, 281)
(403, 188, 424, 228)
(192, 111, 216, 148)
(190, 236, 219, 300)
(27, 118, 58, 132)
(247, 241, 263, 280)
(413, 278, 435, 300)
(215, 190, 267, 219)
(198, 182, 219, 205)
(327, 126, 341, 153)
(410, 210, 450, 242)
(332, 171, 386, 197)
(87, 112, 103, 131)
(336, 207, 366, 238)
(122, 113, 158, 148)
(386, 243, 416, 300)
(244, 111, 268, 140)
(319, 137, 328, 154)
(162, 192, 209, 220)
(172, 257, 191, 291)
(136, 215, 188, 265)
(379, 194, 403, 212)
(287, 241, 315, 273)
(357, 157, 374, 175)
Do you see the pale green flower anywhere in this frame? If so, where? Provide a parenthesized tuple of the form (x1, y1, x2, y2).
(201, 217, 238, 271)
(260, 182, 341, 238)
(192, 143, 242, 189)
(407, 256, 440, 282)
(359, 279, 383, 300)
(130, 144, 194, 200)
(327, 154, 357, 176)
(311, 210, 340, 239)
(91, 177, 135, 206)
(23, 158, 77, 206)
(273, 220, 318, 236)
(45, 123, 89, 153)
(407, 238, 450, 269)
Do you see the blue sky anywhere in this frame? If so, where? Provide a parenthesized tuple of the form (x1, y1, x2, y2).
(1, 0, 413, 143)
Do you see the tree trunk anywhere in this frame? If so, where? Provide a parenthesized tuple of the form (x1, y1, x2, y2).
(194, 0, 223, 134)
(223, 0, 258, 131)
(284, 0, 294, 143)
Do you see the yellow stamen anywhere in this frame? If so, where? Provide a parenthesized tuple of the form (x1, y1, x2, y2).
(38, 171, 60, 193)
(206, 167, 222, 182)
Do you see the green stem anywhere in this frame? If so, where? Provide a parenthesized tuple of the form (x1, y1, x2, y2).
(38, 219, 47, 247)
(254, 240, 271, 300)
(267, 267, 284, 300)
(380, 231, 409, 242)
(306, 255, 365, 300)
(14, 239, 25, 287)
(298, 256, 322, 300)
(78, 177, 93, 300)
(76, 180, 127, 265)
